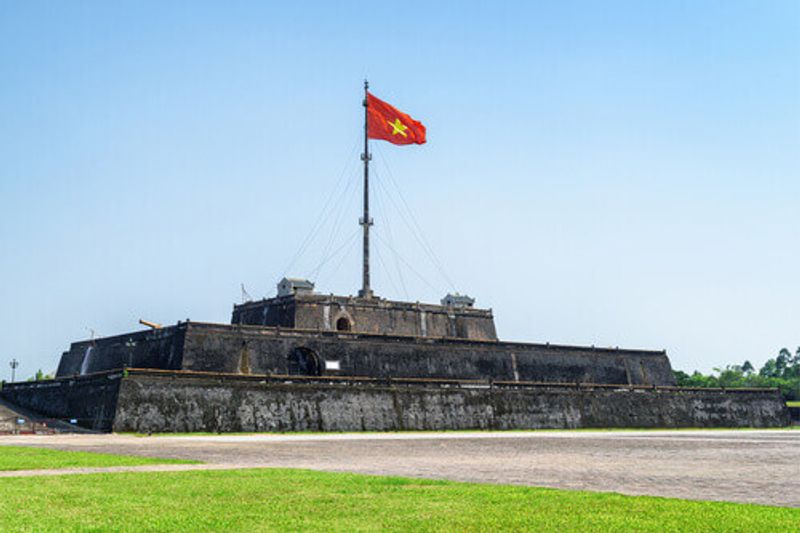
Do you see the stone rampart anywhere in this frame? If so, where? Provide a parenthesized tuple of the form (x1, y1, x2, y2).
(55, 322, 676, 386)
(56, 326, 186, 377)
(232, 294, 498, 341)
(1, 372, 123, 431)
(4, 370, 789, 432)
(111, 370, 789, 432)
(182, 323, 675, 385)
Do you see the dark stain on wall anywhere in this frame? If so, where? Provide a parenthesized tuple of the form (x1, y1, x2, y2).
(3, 371, 788, 433)
(108, 373, 788, 432)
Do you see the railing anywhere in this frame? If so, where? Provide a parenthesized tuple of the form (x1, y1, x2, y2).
(119, 368, 782, 395)
(185, 320, 668, 355)
(3, 367, 782, 395)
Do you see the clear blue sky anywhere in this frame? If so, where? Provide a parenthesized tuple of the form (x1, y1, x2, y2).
(1, 1, 798, 379)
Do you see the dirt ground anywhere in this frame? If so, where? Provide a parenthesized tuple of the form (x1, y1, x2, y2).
(1, 429, 797, 507)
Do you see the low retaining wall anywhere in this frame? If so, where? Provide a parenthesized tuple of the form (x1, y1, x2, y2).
(1, 373, 123, 431)
(112, 370, 790, 432)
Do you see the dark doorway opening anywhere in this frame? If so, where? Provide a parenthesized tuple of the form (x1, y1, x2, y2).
(336, 317, 352, 332)
(287, 347, 321, 376)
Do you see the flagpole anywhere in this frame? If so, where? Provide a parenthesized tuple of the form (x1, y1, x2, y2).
(359, 79, 374, 299)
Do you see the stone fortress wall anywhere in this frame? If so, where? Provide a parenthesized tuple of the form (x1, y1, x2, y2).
(1, 370, 789, 432)
(25, 290, 788, 432)
(55, 292, 676, 387)
(231, 293, 499, 341)
(56, 321, 675, 387)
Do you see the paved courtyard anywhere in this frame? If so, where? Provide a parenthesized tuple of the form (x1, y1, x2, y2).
(1, 429, 798, 507)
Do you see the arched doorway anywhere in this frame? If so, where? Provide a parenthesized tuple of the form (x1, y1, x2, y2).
(336, 316, 352, 332)
(287, 347, 321, 376)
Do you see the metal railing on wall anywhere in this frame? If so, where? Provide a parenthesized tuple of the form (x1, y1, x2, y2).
(117, 367, 781, 395)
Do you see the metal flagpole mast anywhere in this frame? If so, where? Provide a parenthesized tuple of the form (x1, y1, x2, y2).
(359, 79, 374, 299)
(9, 358, 19, 383)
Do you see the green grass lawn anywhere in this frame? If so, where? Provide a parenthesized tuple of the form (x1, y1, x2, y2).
(0, 445, 196, 471)
(0, 468, 796, 532)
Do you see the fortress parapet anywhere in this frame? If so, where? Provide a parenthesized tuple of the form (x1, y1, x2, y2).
(231, 293, 498, 341)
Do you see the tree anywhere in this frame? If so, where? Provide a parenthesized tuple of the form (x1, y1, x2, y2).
(787, 349, 800, 379)
(28, 369, 54, 382)
(760, 358, 779, 378)
(673, 347, 800, 402)
(776, 348, 791, 375)
(673, 370, 690, 386)
(716, 365, 746, 388)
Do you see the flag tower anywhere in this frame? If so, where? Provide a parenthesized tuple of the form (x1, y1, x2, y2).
(357, 81, 426, 299)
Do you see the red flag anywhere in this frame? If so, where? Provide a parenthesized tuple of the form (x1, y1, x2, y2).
(367, 92, 426, 145)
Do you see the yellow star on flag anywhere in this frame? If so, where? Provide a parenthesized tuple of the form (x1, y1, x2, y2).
(388, 118, 408, 137)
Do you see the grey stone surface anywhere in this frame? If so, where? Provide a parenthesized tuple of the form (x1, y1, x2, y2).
(56, 326, 185, 377)
(231, 293, 498, 341)
(110, 374, 790, 433)
(1, 430, 797, 507)
(7, 371, 788, 432)
(1, 374, 122, 431)
(55, 322, 676, 387)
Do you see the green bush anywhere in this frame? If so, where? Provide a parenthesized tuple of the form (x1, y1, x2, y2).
(674, 347, 800, 401)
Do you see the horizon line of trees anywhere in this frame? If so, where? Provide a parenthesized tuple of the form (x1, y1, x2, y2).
(674, 347, 800, 401)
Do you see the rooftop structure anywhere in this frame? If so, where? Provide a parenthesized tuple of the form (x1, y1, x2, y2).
(232, 290, 496, 340)
(276, 277, 315, 297)
(441, 293, 476, 308)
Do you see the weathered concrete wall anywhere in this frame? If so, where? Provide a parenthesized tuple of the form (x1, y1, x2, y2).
(1, 373, 123, 431)
(56, 327, 187, 377)
(232, 294, 498, 341)
(111, 372, 790, 432)
(181, 323, 676, 386)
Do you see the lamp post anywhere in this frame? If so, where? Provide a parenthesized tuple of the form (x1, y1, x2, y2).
(9, 359, 19, 382)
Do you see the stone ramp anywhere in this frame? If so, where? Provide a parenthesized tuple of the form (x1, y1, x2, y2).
(0, 398, 96, 434)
